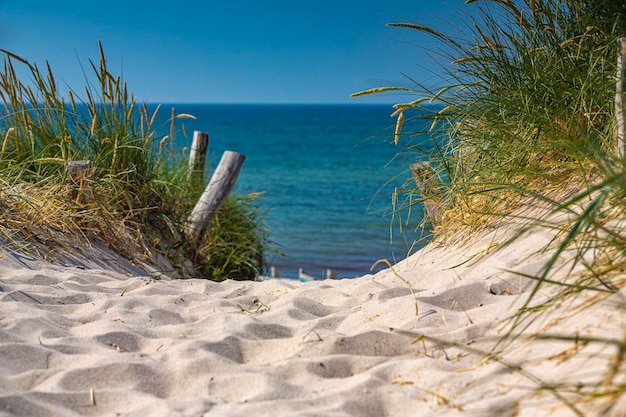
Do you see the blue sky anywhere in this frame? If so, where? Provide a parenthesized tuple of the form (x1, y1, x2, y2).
(0, 1, 464, 104)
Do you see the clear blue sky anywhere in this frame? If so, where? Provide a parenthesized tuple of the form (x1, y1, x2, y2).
(0, 1, 465, 104)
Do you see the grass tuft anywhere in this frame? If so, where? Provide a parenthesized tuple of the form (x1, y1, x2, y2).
(0, 42, 266, 281)
(356, 0, 626, 412)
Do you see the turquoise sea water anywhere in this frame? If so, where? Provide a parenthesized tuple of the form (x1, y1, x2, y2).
(158, 104, 427, 279)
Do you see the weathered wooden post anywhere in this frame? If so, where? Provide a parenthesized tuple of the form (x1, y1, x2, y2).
(324, 269, 338, 280)
(186, 151, 246, 241)
(66, 160, 94, 205)
(410, 161, 444, 225)
(616, 38, 626, 159)
(188, 131, 209, 183)
(270, 265, 282, 278)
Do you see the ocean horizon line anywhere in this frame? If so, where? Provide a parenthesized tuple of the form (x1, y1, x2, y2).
(146, 102, 397, 107)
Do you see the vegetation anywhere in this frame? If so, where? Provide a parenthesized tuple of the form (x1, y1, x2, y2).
(355, 0, 626, 414)
(0, 42, 266, 282)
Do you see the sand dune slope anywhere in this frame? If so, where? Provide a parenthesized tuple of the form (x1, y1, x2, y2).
(0, 223, 623, 416)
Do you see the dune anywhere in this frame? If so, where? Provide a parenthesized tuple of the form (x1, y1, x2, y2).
(0, 217, 623, 417)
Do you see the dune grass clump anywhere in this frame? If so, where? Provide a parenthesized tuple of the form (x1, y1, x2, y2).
(197, 197, 266, 281)
(0, 42, 266, 281)
(355, 0, 626, 413)
(356, 0, 626, 227)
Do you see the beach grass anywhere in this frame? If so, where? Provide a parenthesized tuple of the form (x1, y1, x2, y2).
(0, 42, 266, 281)
(355, 0, 626, 413)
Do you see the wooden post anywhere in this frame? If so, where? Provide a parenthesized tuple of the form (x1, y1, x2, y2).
(324, 269, 338, 280)
(454, 143, 474, 182)
(66, 160, 94, 205)
(188, 131, 209, 183)
(410, 161, 444, 224)
(270, 266, 282, 278)
(186, 151, 246, 240)
(616, 38, 626, 159)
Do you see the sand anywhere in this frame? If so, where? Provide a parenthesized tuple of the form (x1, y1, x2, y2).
(0, 219, 624, 417)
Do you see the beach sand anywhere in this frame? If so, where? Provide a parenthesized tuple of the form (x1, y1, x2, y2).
(0, 219, 624, 416)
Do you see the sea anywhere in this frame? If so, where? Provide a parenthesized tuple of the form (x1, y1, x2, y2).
(156, 104, 429, 279)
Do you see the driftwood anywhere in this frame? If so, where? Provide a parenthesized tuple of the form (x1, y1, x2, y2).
(410, 161, 444, 225)
(186, 151, 246, 240)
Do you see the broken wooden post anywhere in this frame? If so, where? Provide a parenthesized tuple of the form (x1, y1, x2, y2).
(188, 131, 209, 184)
(616, 38, 626, 159)
(410, 161, 444, 225)
(66, 160, 94, 205)
(186, 151, 246, 240)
